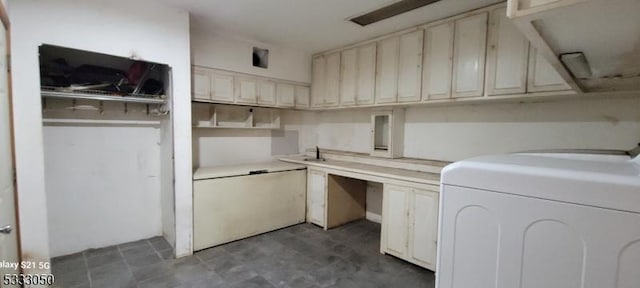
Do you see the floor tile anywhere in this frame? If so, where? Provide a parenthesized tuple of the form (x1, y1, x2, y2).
(83, 245, 119, 258)
(86, 251, 125, 269)
(88, 261, 131, 282)
(118, 239, 152, 251)
(149, 236, 173, 251)
(52, 270, 90, 287)
(125, 252, 163, 268)
(227, 275, 276, 288)
(51, 220, 434, 288)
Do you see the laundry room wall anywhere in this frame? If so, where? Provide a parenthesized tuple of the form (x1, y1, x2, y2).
(190, 29, 314, 167)
(312, 96, 640, 161)
(9, 0, 192, 268)
(190, 29, 312, 83)
(192, 109, 317, 167)
(42, 123, 163, 257)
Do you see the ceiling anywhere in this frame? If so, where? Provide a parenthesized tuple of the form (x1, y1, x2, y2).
(156, 0, 503, 53)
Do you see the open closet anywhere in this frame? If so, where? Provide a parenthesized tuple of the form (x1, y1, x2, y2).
(39, 45, 176, 257)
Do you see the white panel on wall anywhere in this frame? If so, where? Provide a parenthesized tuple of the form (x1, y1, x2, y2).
(402, 97, 640, 161)
(191, 29, 312, 83)
(43, 125, 162, 257)
(315, 110, 371, 154)
(310, 97, 640, 162)
(193, 129, 275, 167)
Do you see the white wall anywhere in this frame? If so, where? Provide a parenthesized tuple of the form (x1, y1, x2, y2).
(9, 0, 192, 270)
(312, 97, 640, 161)
(192, 110, 317, 167)
(43, 125, 162, 257)
(190, 30, 313, 168)
(191, 29, 312, 83)
(366, 182, 383, 223)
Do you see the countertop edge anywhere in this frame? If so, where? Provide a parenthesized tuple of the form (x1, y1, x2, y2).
(279, 157, 440, 186)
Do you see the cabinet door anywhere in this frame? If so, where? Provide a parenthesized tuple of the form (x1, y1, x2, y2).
(408, 189, 439, 269)
(311, 56, 326, 108)
(211, 73, 235, 103)
(295, 86, 310, 109)
(422, 22, 454, 100)
(486, 7, 529, 96)
(452, 13, 488, 98)
(376, 36, 399, 104)
(307, 169, 327, 226)
(356, 43, 376, 105)
(527, 47, 572, 92)
(340, 48, 357, 106)
(192, 67, 212, 100)
(397, 30, 424, 103)
(276, 83, 295, 108)
(383, 184, 410, 257)
(325, 52, 341, 107)
(235, 77, 257, 104)
(257, 80, 276, 106)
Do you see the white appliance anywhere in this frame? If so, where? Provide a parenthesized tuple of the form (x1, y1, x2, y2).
(436, 151, 640, 288)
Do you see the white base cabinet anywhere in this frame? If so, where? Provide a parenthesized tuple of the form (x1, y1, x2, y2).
(193, 169, 306, 251)
(382, 183, 439, 271)
(307, 168, 327, 227)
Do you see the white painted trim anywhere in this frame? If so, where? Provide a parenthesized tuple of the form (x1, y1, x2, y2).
(366, 211, 382, 224)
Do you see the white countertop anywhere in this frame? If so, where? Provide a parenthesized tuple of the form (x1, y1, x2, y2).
(193, 161, 306, 180)
(280, 155, 441, 185)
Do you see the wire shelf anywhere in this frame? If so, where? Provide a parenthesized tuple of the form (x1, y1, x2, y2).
(41, 86, 166, 105)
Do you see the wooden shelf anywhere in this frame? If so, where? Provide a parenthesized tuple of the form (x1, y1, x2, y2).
(191, 103, 280, 129)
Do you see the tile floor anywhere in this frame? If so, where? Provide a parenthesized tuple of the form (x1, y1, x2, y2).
(52, 220, 435, 288)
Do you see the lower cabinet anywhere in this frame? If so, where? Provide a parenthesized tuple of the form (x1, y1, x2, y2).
(193, 169, 306, 251)
(382, 183, 439, 271)
(307, 168, 327, 227)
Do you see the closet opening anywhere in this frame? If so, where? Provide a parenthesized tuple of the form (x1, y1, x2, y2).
(39, 44, 176, 262)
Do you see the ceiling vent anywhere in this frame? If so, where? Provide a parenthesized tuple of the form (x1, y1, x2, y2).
(349, 0, 442, 26)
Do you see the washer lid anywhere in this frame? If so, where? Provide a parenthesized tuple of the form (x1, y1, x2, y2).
(441, 153, 640, 214)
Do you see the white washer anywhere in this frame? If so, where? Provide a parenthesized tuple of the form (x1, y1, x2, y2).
(436, 152, 640, 288)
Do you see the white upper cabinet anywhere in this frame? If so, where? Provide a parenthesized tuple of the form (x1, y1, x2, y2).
(485, 7, 529, 96)
(422, 22, 454, 100)
(191, 66, 308, 108)
(325, 52, 341, 107)
(211, 73, 235, 103)
(340, 48, 357, 106)
(397, 30, 424, 103)
(193, 67, 212, 101)
(235, 77, 257, 104)
(356, 43, 377, 105)
(528, 47, 572, 92)
(452, 12, 488, 98)
(295, 86, 310, 109)
(276, 83, 295, 108)
(311, 55, 326, 108)
(257, 80, 276, 106)
(376, 36, 400, 104)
